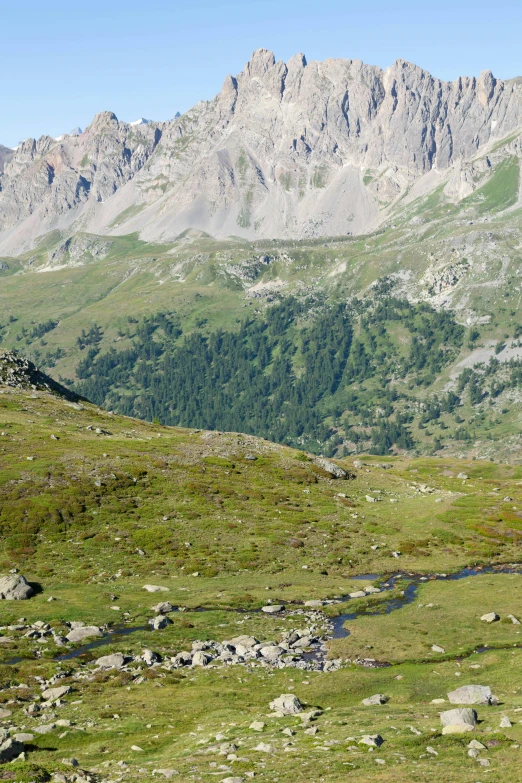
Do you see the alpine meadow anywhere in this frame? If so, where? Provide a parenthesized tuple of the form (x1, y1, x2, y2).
(0, 41, 522, 783)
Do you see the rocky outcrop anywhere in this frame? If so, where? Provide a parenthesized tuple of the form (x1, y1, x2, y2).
(1, 51, 522, 253)
(0, 350, 82, 400)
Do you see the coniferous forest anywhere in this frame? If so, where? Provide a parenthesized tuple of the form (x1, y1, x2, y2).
(71, 291, 466, 455)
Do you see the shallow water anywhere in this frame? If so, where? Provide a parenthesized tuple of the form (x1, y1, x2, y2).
(3, 563, 522, 666)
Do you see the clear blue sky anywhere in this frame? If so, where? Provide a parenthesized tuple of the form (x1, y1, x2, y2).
(3, 0, 521, 148)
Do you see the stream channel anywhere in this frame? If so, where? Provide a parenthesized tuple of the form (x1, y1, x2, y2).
(5, 563, 522, 668)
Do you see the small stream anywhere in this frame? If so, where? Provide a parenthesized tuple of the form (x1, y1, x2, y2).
(3, 563, 522, 668)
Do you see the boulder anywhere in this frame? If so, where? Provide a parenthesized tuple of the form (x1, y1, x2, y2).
(440, 707, 477, 734)
(260, 645, 284, 660)
(261, 605, 284, 614)
(192, 651, 212, 666)
(0, 574, 33, 600)
(94, 653, 128, 670)
(314, 458, 349, 479)
(0, 736, 24, 762)
(254, 742, 273, 753)
(358, 735, 384, 748)
(362, 694, 389, 706)
(66, 626, 103, 643)
(480, 612, 499, 623)
(228, 635, 258, 648)
(500, 715, 512, 728)
(0, 709, 12, 719)
(507, 614, 521, 625)
(142, 649, 160, 665)
(149, 615, 172, 630)
(269, 694, 303, 715)
(249, 721, 265, 731)
(447, 685, 493, 705)
(152, 601, 174, 614)
(41, 685, 72, 701)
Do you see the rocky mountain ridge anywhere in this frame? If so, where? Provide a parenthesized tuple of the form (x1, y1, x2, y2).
(1, 50, 522, 254)
(0, 350, 80, 400)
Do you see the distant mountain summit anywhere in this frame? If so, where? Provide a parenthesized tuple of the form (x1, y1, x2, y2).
(0, 49, 522, 254)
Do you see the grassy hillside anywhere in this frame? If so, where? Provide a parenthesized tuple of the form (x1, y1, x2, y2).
(0, 384, 521, 780)
(0, 144, 522, 459)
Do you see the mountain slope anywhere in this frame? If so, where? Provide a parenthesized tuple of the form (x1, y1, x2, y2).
(2, 51, 522, 254)
(0, 377, 522, 781)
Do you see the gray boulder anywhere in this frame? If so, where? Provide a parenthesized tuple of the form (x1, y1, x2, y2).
(152, 601, 174, 614)
(480, 612, 500, 623)
(41, 685, 72, 701)
(192, 651, 212, 667)
(94, 653, 128, 670)
(440, 707, 477, 734)
(0, 574, 33, 600)
(0, 736, 24, 762)
(149, 616, 172, 630)
(66, 626, 103, 643)
(314, 458, 349, 479)
(261, 605, 284, 614)
(447, 685, 494, 705)
(269, 694, 303, 715)
(362, 694, 389, 706)
(358, 734, 384, 747)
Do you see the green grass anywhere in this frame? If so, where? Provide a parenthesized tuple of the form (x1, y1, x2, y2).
(0, 390, 521, 780)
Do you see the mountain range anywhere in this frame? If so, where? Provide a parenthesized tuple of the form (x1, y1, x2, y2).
(1, 49, 522, 255)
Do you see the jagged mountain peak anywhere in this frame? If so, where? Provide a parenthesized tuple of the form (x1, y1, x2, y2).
(1, 51, 522, 255)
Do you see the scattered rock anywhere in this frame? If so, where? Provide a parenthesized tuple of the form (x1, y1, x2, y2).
(507, 614, 521, 625)
(480, 612, 500, 623)
(261, 605, 284, 614)
(254, 742, 273, 753)
(468, 739, 487, 749)
(500, 715, 512, 728)
(431, 644, 445, 653)
(249, 721, 265, 731)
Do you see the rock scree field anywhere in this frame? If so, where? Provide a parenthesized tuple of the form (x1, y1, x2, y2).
(0, 357, 521, 782)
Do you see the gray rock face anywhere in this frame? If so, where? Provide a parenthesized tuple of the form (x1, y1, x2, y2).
(1, 51, 522, 254)
(0, 574, 33, 600)
(447, 685, 494, 705)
